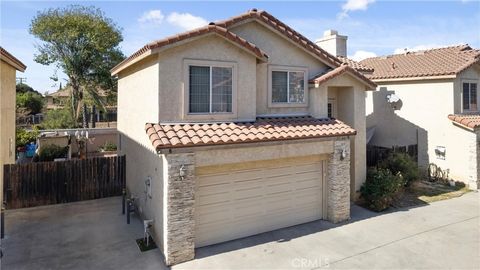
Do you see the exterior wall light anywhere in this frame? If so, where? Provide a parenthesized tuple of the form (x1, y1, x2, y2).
(179, 165, 186, 180)
(340, 148, 347, 160)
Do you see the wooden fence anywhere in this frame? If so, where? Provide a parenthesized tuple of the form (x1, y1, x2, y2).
(3, 155, 126, 209)
(367, 144, 418, 167)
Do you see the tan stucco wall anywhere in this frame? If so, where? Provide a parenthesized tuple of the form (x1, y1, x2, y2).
(230, 21, 330, 116)
(366, 67, 480, 188)
(0, 60, 17, 205)
(117, 55, 165, 248)
(193, 138, 335, 167)
(154, 34, 257, 121)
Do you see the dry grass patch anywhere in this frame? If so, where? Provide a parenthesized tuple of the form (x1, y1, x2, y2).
(392, 181, 471, 208)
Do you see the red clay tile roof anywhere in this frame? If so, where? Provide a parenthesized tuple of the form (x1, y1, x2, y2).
(215, 9, 342, 68)
(309, 64, 377, 89)
(448, 114, 480, 129)
(0, 47, 26, 71)
(360, 45, 480, 80)
(111, 24, 269, 75)
(145, 116, 356, 150)
(337, 56, 374, 72)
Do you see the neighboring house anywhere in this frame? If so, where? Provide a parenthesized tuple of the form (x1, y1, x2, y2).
(112, 9, 375, 265)
(46, 86, 117, 122)
(357, 45, 480, 189)
(0, 47, 26, 206)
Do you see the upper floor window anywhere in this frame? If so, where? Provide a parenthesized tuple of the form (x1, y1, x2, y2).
(463, 82, 478, 111)
(271, 70, 305, 103)
(268, 66, 308, 107)
(189, 65, 233, 113)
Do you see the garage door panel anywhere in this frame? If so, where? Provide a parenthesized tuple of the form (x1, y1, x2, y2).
(195, 156, 325, 247)
(197, 173, 231, 186)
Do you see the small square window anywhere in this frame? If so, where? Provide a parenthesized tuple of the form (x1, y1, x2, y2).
(463, 82, 478, 111)
(271, 70, 305, 104)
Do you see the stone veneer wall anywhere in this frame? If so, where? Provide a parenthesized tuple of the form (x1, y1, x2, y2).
(162, 153, 195, 265)
(466, 131, 480, 190)
(476, 131, 480, 189)
(326, 138, 351, 223)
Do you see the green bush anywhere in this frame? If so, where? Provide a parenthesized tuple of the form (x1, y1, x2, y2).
(42, 109, 77, 129)
(16, 127, 40, 148)
(100, 141, 117, 151)
(16, 92, 44, 114)
(361, 168, 404, 212)
(37, 144, 69, 161)
(379, 152, 419, 186)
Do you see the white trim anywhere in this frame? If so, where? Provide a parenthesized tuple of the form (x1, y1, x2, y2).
(267, 65, 309, 108)
(183, 59, 238, 120)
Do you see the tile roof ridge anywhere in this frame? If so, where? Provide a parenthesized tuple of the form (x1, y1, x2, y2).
(215, 9, 342, 67)
(361, 44, 474, 62)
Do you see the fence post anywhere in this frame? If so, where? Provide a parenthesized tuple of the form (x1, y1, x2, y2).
(1, 203, 5, 239)
(122, 188, 126, 215)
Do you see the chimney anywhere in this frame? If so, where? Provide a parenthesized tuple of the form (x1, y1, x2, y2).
(315, 30, 347, 57)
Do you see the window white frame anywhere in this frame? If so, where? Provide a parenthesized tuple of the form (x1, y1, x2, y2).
(462, 80, 479, 112)
(268, 65, 308, 108)
(183, 59, 237, 119)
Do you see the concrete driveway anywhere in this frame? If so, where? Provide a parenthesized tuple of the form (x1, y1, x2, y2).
(176, 191, 480, 270)
(1, 192, 479, 270)
(1, 197, 167, 270)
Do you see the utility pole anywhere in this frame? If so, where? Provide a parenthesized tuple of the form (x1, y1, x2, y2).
(16, 77, 27, 84)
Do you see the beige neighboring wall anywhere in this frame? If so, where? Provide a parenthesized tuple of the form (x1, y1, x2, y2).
(366, 66, 480, 188)
(1, 59, 22, 206)
(229, 21, 331, 116)
(366, 79, 455, 168)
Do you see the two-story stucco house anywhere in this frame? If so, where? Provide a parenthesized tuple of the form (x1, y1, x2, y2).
(112, 9, 376, 265)
(0, 47, 26, 207)
(359, 45, 480, 189)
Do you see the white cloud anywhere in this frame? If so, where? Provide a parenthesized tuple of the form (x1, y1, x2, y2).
(138, 10, 164, 25)
(166, 12, 208, 31)
(338, 0, 375, 19)
(349, 50, 377, 61)
(392, 44, 451, 54)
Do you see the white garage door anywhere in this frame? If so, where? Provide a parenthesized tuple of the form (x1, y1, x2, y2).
(195, 155, 326, 247)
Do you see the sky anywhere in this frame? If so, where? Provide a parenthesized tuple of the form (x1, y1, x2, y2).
(1, 0, 479, 94)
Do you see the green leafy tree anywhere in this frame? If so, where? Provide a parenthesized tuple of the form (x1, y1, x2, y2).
(16, 83, 43, 95)
(17, 92, 44, 114)
(30, 5, 125, 122)
(42, 109, 77, 129)
(16, 83, 34, 93)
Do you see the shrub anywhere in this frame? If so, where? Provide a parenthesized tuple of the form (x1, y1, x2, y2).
(16, 127, 40, 148)
(37, 144, 69, 162)
(379, 152, 419, 186)
(42, 109, 77, 129)
(100, 141, 117, 151)
(16, 92, 44, 114)
(361, 168, 404, 212)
